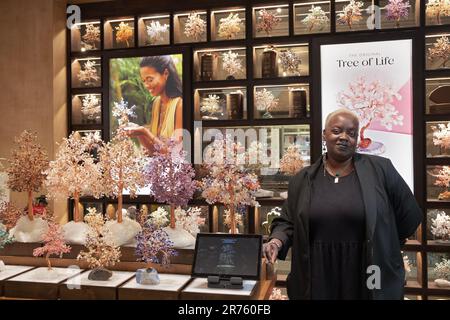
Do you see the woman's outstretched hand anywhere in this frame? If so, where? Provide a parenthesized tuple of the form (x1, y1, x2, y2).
(263, 239, 282, 264)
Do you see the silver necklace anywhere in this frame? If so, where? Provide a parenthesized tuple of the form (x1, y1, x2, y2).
(323, 155, 353, 184)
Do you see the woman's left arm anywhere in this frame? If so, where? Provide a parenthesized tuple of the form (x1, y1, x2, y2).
(385, 159, 422, 242)
(175, 99, 183, 131)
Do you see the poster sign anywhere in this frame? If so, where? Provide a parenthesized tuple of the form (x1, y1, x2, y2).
(320, 39, 414, 190)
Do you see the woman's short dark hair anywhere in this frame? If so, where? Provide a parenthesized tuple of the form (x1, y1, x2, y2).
(140, 55, 183, 98)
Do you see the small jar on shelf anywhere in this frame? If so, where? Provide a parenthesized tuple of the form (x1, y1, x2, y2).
(253, 4, 290, 38)
(138, 13, 170, 47)
(174, 11, 207, 44)
(211, 7, 246, 41)
(104, 17, 135, 49)
(70, 20, 101, 52)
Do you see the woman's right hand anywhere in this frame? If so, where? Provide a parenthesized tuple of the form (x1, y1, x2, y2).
(123, 126, 148, 138)
(263, 239, 282, 264)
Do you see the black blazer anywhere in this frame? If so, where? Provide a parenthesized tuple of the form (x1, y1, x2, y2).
(270, 153, 422, 300)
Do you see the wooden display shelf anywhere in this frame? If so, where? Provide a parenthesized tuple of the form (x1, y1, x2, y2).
(0, 265, 35, 297)
(0, 254, 275, 299)
(118, 274, 192, 300)
(3, 267, 83, 300)
(59, 270, 135, 300)
(0, 243, 41, 257)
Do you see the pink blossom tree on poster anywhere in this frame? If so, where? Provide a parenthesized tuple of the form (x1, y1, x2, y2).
(320, 39, 414, 190)
(336, 77, 404, 152)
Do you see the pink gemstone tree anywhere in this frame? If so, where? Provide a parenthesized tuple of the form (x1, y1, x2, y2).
(385, 0, 410, 28)
(99, 100, 146, 223)
(6, 130, 49, 221)
(144, 139, 196, 229)
(198, 137, 260, 234)
(337, 77, 404, 150)
(45, 131, 103, 223)
(33, 216, 71, 270)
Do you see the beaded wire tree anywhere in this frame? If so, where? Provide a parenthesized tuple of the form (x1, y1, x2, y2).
(7, 130, 49, 221)
(77, 208, 121, 274)
(144, 139, 196, 229)
(198, 136, 260, 234)
(32, 214, 71, 270)
(45, 131, 103, 222)
(100, 99, 146, 223)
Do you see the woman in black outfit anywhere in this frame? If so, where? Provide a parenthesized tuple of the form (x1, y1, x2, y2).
(263, 109, 422, 300)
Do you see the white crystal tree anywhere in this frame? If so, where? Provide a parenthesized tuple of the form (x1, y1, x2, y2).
(201, 94, 223, 120)
(255, 88, 279, 118)
(431, 210, 450, 241)
(45, 131, 103, 244)
(218, 13, 242, 39)
(99, 99, 146, 246)
(222, 50, 242, 80)
(302, 5, 329, 31)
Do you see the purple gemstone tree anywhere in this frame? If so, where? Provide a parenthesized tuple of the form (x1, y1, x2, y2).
(385, 0, 410, 27)
(144, 139, 196, 229)
(135, 208, 177, 266)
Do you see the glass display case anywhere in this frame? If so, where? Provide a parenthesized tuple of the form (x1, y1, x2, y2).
(379, 0, 420, 29)
(425, 0, 450, 26)
(294, 1, 331, 34)
(71, 94, 102, 125)
(426, 77, 450, 114)
(138, 14, 170, 47)
(217, 205, 249, 234)
(70, 20, 101, 52)
(335, 0, 373, 32)
(427, 165, 450, 202)
(403, 251, 421, 288)
(253, 43, 309, 78)
(104, 17, 135, 49)
(427, 252, 450, 290)
(427, 209, 450, 245)
(253, 4, 290, 38)
(193, 47, 247, 81)
(196, 124, 310, 195)
(426, 121, 450, 158)
(253, 84, 310, 119)
(255, 205, 283, 235)
(174, 11, 207, 43)
(426, 33, 450, 70)
(71, 57, 101, 89)
(211, 7, 246, 41)
(194, 87, 247, 120)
